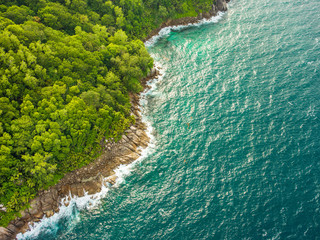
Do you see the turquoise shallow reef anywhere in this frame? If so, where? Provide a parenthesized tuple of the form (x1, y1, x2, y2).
(19, 0, 320, 239)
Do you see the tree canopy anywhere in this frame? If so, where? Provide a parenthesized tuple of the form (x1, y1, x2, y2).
(0, 0, 215, 226)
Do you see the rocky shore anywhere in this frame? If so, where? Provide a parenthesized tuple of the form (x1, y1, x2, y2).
(0, 0, 229, 239)
(0, 67, 160, 240)
(145, 0, 229, 41)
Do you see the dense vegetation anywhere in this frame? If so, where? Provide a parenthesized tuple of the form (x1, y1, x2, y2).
(0, 0, 215, 226)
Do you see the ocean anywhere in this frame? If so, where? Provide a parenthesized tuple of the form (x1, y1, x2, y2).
(18, 0, 320, 239)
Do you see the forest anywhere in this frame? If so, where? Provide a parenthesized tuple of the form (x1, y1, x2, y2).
(0, 0, 215, 226)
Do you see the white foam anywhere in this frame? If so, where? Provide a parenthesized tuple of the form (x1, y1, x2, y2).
(16, 65, 163, 240)
(16, 182, 112, 240)
(145, 12, 225, 47)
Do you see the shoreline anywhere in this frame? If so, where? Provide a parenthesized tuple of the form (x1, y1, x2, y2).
(0, 67, 160, 240)
(0, 1, 229, 239)
(144, 0, 229, 42)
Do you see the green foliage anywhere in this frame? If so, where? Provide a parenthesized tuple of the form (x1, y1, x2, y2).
(0, 0, 215, 227)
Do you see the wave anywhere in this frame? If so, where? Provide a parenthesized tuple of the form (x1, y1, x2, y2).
(16, 64, 165, 240)
(145, 11, 225, 47)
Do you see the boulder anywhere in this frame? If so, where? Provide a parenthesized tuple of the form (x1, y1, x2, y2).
(34, 211, 44, 219)
(6, 224, 18, 234)
(10, 219, 25, 229)
(44, 210, 54, 218)
(124, 152, 140, 161)
(28, 197, 41, 215)
(216, 0, 228, 11)
(126, 132, 140, 146)
(209, 4, 218, 16)
(106, 175, 118, 185)
(203, 12, 211, 19)
(19, 209, 31, 221)
(40, 194, 55, 212)
(0, 227, 12, 240)
(83, 181, 102, 195)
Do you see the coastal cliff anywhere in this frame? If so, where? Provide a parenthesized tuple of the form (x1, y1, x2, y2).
(0, 0, 229, 239)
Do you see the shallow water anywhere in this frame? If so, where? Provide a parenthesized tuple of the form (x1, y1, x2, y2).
(19, 0, 320, 239)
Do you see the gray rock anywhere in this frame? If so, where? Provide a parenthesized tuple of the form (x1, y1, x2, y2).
(0, 227, 12, 240)
(216, 0, 228, 11)
(28, 197, 41, 215)
(6, 224, 18, 234)
(209, 4, 218, 16)
(19, 209, 30, 221)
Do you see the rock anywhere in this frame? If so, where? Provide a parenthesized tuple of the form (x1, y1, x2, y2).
(117, 145, 134, 156)
(10, 219, 25, 229)
(40, 194, 55, 212)
(124, 152, 140, 161)
(0, 227, 12, 240)
(135, 129, 146, 138)
(203, 12, 211, 19)
(117, 157, 129, 164)
(147, 68, 157, 78)
(127, 132, 140, 146)
(125, 143, 137, 153)
(28, 197, 41, 215)
(44, 210, 54, 218)
(60, 185, 71, 196)
(34, 211, 44, 219)
(19, 223, 30, 234)
(106, 175, 118, 185)
(50, 189, 58, 201)
(130, 125, 137, 131)
(19, 209, 31, 221)
(77, 187, 85, 197)
(6, 224, 18, 234)
(209, 4, 218, 16)
(216, 0, 228, 11)
(122, 135, 130, 143)
(69, 184, 84, 197)
(83, 181, 102, 195)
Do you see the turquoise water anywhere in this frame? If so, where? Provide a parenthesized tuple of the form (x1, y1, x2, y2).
(20, 0, 320, 239)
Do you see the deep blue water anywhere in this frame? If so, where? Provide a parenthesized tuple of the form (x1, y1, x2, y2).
(19, 0, 320, 239)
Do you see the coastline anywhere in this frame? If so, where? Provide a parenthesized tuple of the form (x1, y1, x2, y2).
(0, 0, 229, 239)
(144, 0, 229, 42)
(0, 67, 160, 240)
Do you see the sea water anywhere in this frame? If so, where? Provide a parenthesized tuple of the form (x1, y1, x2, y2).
(18, 0, 320, 239)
